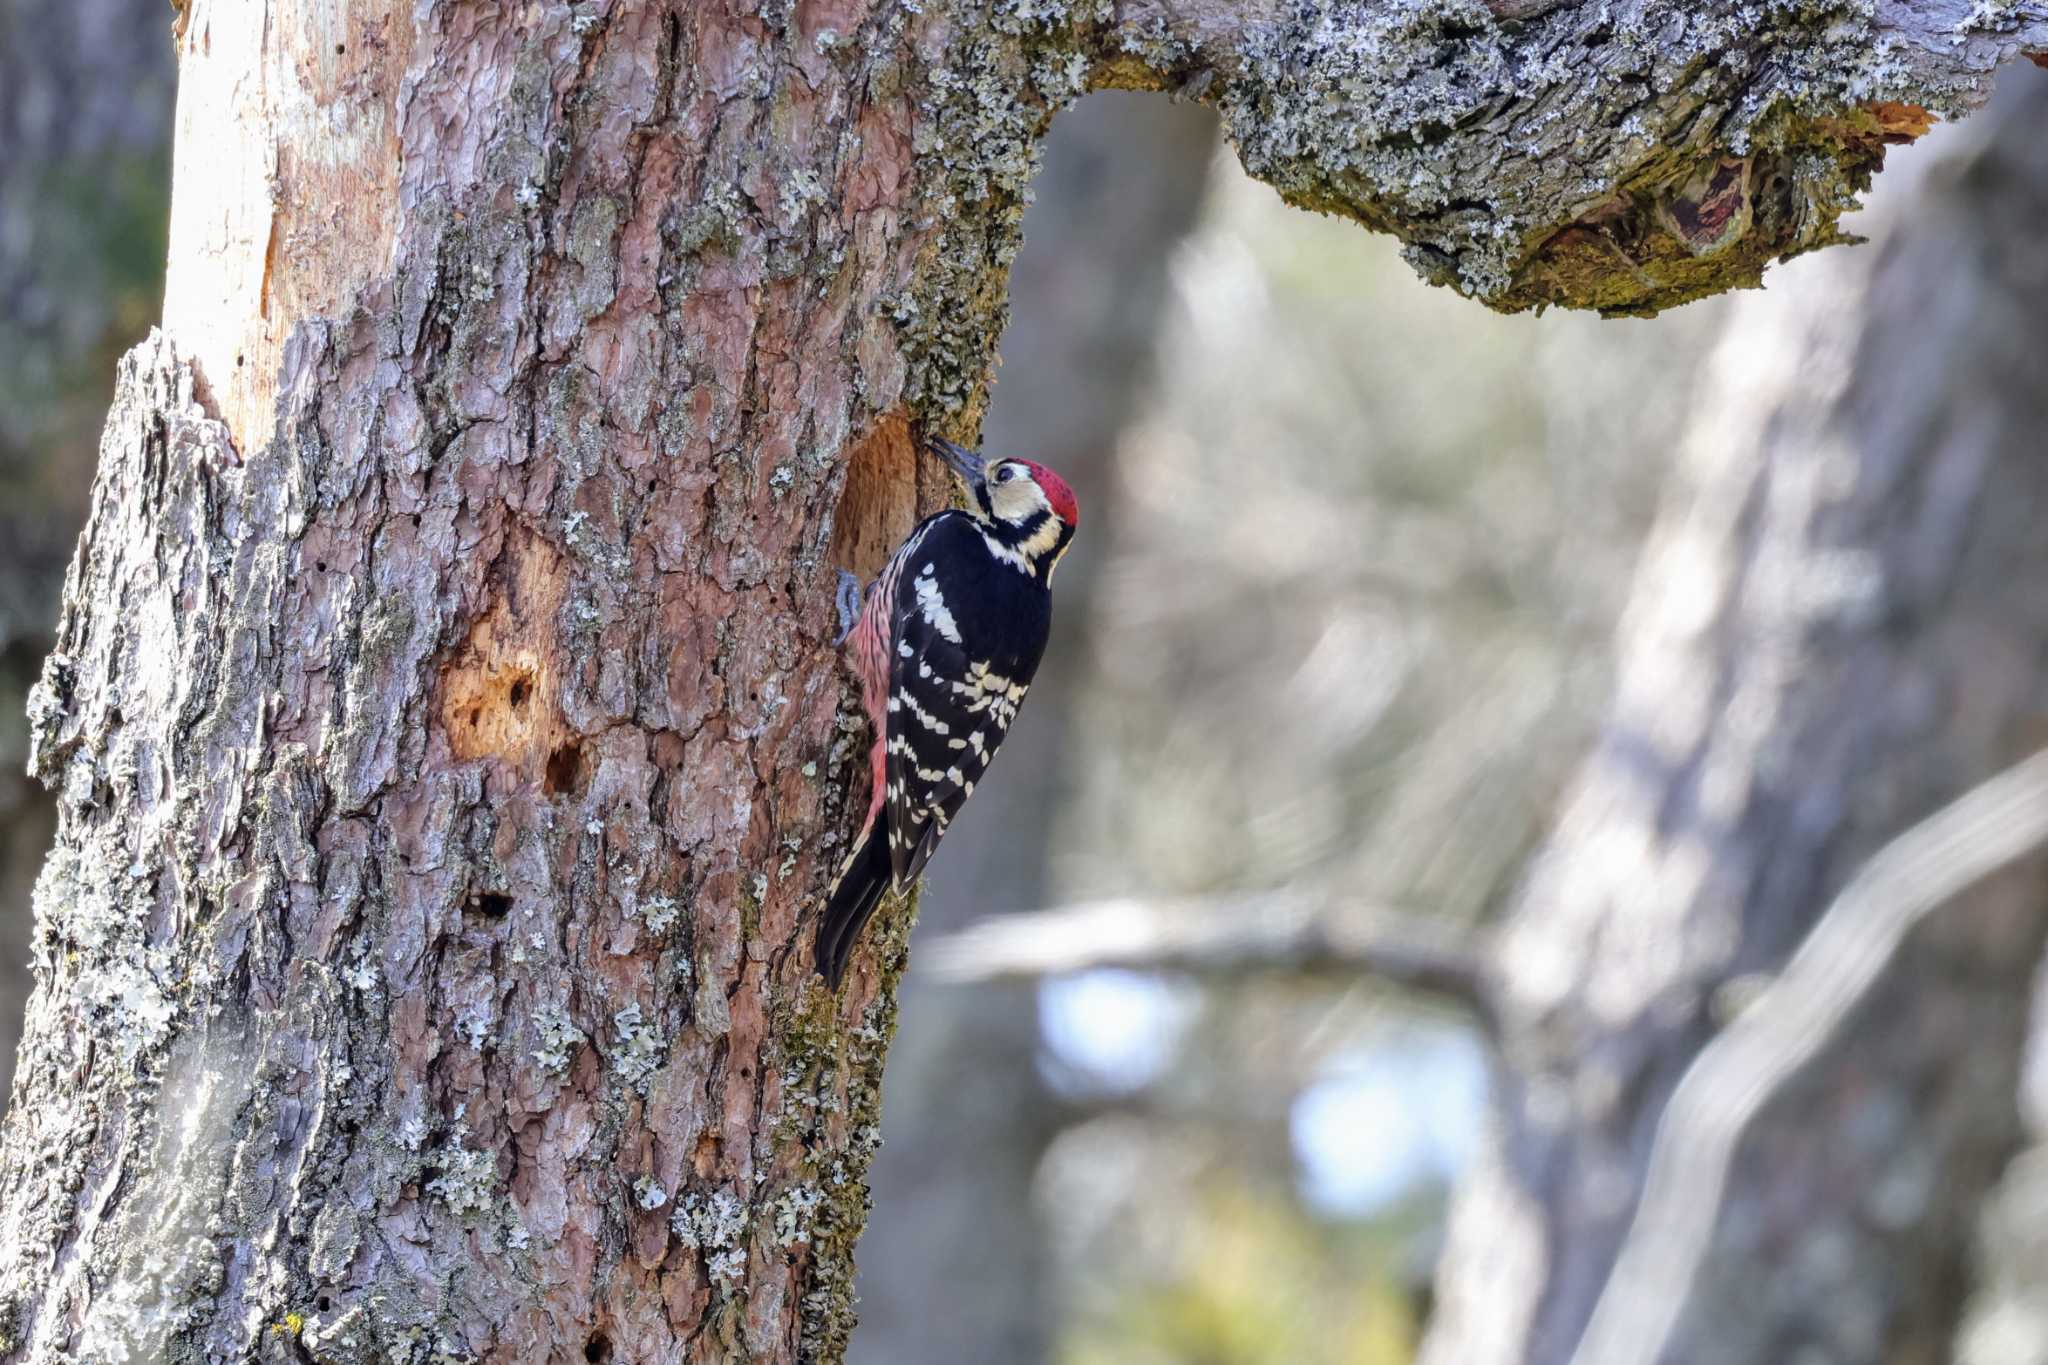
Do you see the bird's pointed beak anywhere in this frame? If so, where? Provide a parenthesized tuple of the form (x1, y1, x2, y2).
(926, 436, 987, 495)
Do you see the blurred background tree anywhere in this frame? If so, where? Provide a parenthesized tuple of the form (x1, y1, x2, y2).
(4, 0, 2048, 1360)
(1423, 75, 2048, 1365)
(950, 102, 1720, 1364)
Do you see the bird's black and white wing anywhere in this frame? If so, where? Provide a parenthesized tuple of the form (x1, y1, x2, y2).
(881, 544, 1036, 887)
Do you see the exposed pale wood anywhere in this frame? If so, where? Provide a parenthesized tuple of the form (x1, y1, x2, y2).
(161, 0, 411, 455)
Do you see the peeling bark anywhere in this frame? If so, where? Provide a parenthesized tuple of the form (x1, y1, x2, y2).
(1421, 77, 2048, 1365)
(5, 0, 2047, 1362)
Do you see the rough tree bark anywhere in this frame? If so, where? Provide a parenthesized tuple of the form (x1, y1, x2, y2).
(1421, 75, 2048, 1365)
(1, 1, 2044, 1363)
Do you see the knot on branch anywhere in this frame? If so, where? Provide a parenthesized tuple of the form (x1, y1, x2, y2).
(1498, 102, 1930, 315)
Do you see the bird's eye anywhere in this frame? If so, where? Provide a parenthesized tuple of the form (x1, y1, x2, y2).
(996, 466, 1016, 483)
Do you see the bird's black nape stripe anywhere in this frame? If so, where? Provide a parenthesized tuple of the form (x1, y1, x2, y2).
(987, 507, 1052, 543)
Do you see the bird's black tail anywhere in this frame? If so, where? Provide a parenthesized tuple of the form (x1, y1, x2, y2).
(815, 828, 893, 988)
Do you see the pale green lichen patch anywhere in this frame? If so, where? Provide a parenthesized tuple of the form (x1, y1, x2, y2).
(532, 1002, 587, 1075)
(32, 843, 181, 1071)
(638, 893, 682, 935)
(772, 1183, 826, 1248)
(609, 1000, 666, 1092)
(427, 1132, 500, 1219)
(673, 1185, 752, 1283)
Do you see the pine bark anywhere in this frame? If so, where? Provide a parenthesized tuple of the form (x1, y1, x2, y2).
(4, 0, 2047, 1362)
(1421, 75, 2048, 1365)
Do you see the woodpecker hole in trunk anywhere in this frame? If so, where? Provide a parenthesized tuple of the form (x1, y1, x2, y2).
(438, 528, 572, 788)
(828, 410, 922, 583)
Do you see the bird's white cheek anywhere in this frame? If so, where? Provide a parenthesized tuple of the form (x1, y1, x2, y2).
(991, 482, 1044, 523)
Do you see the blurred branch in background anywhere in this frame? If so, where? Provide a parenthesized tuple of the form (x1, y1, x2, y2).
(0, 0, 172, 1105)
(1424, 73, 2048, 1365)
(922, 895, 1494, 1022)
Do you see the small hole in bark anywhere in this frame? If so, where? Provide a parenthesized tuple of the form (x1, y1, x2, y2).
(316, 560, 328, 572)
(236, 353, 244, 367)
(469, 893, 513, 918)
(509, 678, 531, 708)
(317, 1295, 332, 1312)
(544, 742, 584, 796)
(585, 1337, 611, 1362)
(335, 42, 345, 53)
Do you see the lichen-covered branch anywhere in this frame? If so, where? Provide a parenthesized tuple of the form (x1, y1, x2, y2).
(1094, 0, 2046, 313)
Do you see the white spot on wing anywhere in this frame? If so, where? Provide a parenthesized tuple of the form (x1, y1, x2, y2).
(914, 571, 963, 643)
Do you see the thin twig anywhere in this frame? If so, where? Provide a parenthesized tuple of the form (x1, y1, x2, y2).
(1569, 746, 2048, 1365)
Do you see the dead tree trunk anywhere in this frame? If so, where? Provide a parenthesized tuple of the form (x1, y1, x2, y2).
(1, 0, 2045, 1361)
(1421, 75, 2048, 1365)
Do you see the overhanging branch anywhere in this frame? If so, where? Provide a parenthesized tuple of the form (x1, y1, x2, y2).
(1091, 0, 2048, 314)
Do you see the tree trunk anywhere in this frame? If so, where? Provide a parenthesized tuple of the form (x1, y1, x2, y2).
(1421, 75, 2048, 1365)
(2, 0, 2044, 1361)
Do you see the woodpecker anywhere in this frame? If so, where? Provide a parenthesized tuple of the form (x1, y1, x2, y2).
(814, 435, 1080, 987)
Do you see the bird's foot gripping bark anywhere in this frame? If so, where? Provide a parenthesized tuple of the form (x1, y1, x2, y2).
(834, 570, 864, 646)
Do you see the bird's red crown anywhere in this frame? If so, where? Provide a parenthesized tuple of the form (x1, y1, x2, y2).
(1019, 461, 1079, 527)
